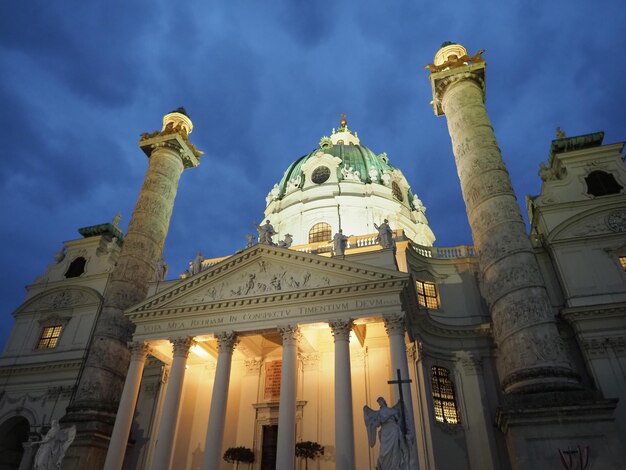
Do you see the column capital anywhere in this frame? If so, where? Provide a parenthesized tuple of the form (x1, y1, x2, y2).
(215, 331, 238, 354)
(279, 325, 301, 345)
(139, 128, 202, 169)
(329, 319, 353, 342)
(170, 337, 195, 358)
(426, 44, 487, 117)
(383, 314, 406, 337)
(128, 341, 152, 361)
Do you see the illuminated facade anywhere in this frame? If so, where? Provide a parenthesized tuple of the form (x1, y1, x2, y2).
(1, 44, 626, 470)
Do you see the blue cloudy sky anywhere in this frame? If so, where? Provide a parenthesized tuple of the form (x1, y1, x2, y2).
(1, 1, 625, 349)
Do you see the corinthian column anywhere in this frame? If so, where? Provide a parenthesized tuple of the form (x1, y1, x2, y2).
(427, 44, 579, 393)
(62, 109, 202, 468)
(202, 332, 238, 470)
(329, 319, 355, 470)
(276, 325, 300, 470)
(153, 337, 194, 470)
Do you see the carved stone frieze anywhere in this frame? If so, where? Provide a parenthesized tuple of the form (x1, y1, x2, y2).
(481, 258, 545, 306)
(36, 289, 90, 310)
(491, 288, 553, 340)
(178, 259, 337, 305)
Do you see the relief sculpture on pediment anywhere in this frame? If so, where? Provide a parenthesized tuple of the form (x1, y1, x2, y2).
(179, 261, 335, 305)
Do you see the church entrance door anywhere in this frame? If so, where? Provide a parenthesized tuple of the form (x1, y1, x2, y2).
(260, 424, 278, 470)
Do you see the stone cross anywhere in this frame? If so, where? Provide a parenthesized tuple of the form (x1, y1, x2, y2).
(388, 368, 412, 436)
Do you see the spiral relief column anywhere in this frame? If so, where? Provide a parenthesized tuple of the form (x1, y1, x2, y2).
(427, 44, 579, 394)
(62, 109, 202, 468)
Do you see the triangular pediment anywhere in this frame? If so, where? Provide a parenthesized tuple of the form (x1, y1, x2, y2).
(127, 245, 406, 315)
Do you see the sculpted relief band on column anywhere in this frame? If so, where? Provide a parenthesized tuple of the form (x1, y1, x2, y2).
(427, 43, 579, 393)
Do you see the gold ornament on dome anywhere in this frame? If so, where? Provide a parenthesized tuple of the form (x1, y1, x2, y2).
(425, 49, 486, 74)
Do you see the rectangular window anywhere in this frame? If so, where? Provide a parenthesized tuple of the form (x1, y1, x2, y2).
(619, 256, 626, 271)
(431, 366, 460, 424)
(416, 280, 439, 309)
(36, 325, 62, 349)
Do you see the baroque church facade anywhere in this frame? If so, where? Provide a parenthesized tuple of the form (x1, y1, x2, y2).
(1, 43, 625, 470)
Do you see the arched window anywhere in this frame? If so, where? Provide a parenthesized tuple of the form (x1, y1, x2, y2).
(0, 416, 30, 468)
(431, 366, 460, 424)
(392, 181, 404, 202)
(308, 223, 332, 244)
(585, 170, 622, 196)
(64, 257, 86, 278)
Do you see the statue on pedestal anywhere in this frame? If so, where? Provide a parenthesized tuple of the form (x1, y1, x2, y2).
(332, 230, 350, 257)
(374, 219, 393, 248)
(363, 397, 408, 470)
(257, 220, 276, 245)
(32, 420, 76, 470)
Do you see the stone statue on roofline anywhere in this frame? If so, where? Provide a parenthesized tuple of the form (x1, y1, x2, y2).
(374, 219, 394, 249)
(332, 230, 351, 257)
(278, 233, 293, 248)
(257, 220, 276, 245)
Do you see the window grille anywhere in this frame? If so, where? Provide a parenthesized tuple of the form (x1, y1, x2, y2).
(431, 366, 460, 424)
(416, 280, 439, 309)
(308, 223, 332, 244)
(37, 325, 63, 349)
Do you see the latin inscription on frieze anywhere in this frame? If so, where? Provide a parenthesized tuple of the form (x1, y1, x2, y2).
(135, 295, 399, 337)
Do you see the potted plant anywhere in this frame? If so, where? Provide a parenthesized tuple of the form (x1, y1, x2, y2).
(295, 441, 324, 470)
(223, 446, 255, 470)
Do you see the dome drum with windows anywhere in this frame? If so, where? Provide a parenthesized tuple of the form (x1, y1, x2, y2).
(263, 119, 435, 248)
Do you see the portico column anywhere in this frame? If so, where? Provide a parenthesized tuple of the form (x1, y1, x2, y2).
(276, 325, 300, 470)
(202, 332, 238, 470)
(103, 342, 151, 470)
(384, 314, 419, 468)
(329, 319, 355, 470)
(152, 337, 194, 470)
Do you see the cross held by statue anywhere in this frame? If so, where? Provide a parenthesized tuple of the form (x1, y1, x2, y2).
(388, 368, 412, 436)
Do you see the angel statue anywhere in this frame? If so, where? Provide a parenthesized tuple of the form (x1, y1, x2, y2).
(364, 397, 409, 470)
(33, 420, 76, 470)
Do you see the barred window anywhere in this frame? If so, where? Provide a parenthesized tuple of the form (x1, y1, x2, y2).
(36, 325, 63, 349)
(392, 182, 404, 202)
(431, 366, 460, 424)
(416, 280, 439, 309)
(308, 223, 332, 244)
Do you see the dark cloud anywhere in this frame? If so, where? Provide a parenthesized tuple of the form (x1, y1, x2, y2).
(1, 1, 625, 349)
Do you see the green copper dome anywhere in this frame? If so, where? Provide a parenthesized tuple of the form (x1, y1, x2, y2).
(273, 143, 421, 210)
